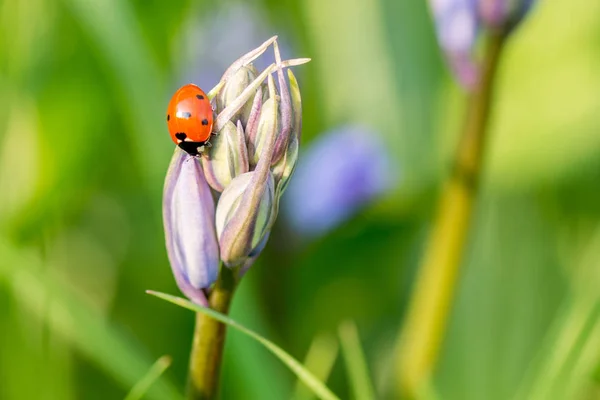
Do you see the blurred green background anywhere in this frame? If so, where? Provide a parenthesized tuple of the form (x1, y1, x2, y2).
(1, 0, 599, 399)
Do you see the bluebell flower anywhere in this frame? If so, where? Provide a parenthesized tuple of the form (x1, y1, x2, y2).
(283, 126, 395, 237)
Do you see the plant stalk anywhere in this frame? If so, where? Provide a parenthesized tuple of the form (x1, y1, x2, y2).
(187, 267, 238, 400)
(395, 32, 507, 398)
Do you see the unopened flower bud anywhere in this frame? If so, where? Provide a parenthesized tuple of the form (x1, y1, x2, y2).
(273, 68, 303, 195)
(216, 75, 279, 267)
(239, 232, 270, 278)
(478, 0, 535, 34)
(201, 121, 249, 192)
(245, 87, 264, 146)
(163, 148, 219, 305)
(271, 41, 293, 165)
(216, 65, 261, 126)
(430, 0, 535, 89)
(272, 134, 298, 196)
(215, 171, 276, 267)
(429, 0, 479, 89)
(247, 97, 279, 167)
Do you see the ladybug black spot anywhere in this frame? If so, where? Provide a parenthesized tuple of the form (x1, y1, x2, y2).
(175, 132, 187, 140)
(196, 94, 204, 100)
(201, 119, 209, 125)
(167, 114, 170, 121)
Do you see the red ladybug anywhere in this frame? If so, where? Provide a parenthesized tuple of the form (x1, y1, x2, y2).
(166, 84, 214, 155)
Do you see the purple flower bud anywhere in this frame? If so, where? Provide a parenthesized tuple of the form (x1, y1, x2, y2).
(163, 148, 219, 305)
(216, 171, 276, 267)
(273, 68, 303, 195)
(429, 0, 480, 89)
(271, 41, 293, 165)
(247, 97, 279, 166)
(477, 0, 535, 33)
(238, 231, 270, 278)
(216, 75, 280, 267)
(215, 65, 261, 127)
(429, 0, 535, 89)
(283, 126, 395, 237)
(164, 37, 309, 281)
(201, 121, 249, 192)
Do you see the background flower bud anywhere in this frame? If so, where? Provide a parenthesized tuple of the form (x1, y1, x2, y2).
(429, 0, 480, 89)
(201, 120, 249, 192)
(283, 126, 396, 237)
(478, 0, 535, 33)
(429, 0, 535, 89)
(163, 148, 220, 303)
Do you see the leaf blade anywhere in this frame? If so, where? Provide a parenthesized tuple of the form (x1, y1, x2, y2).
(125, 355, 172, 400)
(338, 321, 376, 400)
(146, 290, 340, 400)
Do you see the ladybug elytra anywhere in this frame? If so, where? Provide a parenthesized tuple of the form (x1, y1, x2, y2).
(166, 84, 214, 156)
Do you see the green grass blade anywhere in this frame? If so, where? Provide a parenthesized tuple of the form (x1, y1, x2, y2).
(293, 333, 339, 400)
(61, 0, 169, 191)
(146, 290, 340, 400)
(224, 276, 290, 398)
(0, 241, 182, 400)
(125, 355, 172, 400)
(338, 321, 376, 400)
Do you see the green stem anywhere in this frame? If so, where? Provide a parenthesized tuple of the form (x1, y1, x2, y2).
(395, 32, 506, 398)
(187, 267, 238, 400)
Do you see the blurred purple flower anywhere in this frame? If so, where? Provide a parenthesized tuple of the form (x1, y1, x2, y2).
(429, 0, 480, 88)
(283, 126, 396, 237)
(477, 0, 536, 33)
(180, 3, 292, 91)
(429, 0, 536, 89)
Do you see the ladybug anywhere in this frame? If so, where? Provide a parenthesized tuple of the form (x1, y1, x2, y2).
(166, 84, 214, 156)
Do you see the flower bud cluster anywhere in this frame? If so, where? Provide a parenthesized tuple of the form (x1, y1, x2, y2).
(163, 37, 308, 303)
